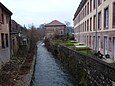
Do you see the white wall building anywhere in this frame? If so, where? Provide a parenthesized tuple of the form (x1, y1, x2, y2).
(73, 0, 115, 60)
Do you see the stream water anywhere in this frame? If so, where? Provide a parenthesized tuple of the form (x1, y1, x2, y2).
(33, 42, 76, 86)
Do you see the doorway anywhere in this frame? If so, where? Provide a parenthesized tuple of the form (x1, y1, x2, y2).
(104, 36, 108, 54)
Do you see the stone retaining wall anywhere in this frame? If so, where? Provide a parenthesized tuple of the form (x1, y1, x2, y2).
(46, 41, 115, 86)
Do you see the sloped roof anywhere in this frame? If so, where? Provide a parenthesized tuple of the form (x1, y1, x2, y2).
(46, 20, 65, 26)
(73, 0, 87, 20)
(0, 2, 13, 15)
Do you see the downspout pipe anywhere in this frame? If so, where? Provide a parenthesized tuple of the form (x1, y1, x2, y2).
(95, 0, 98, 53)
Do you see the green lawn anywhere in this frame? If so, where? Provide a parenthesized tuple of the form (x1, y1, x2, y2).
(62, 40, 95, 57)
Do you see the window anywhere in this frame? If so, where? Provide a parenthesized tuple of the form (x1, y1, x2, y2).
(85, 6, 87, 16)
(90, 0, 92, 12)
(1, 14, 4, 24)
(104, 36, 108, 54)
(87, 19, 89, 32)
(83, 22, 84, 32)
(87, 2, 89, 15)
(93, 15, 96, 31)
(93, 0, 96, 9)
(85, 21, 86, 31)
(87, 36, 88, 46)
(5, 34, 8, 47)
(104, 7, 109, 29)
(98, 11, 102, 30)
(83, 8, 84, 18)
(113, 2, 115, 27)
(90, 17, 92, 31)
(93, 36, 95, 49)
(108, 37, 112, 52)
(98, 0, 102, 6)
(1, 33, 5, 48)
(89, 36, 91, 47)
(98, 36, 101, 51)
(6, 16, 9, 23)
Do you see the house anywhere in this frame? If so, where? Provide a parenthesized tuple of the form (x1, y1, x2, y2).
(11, 20, 29, 56)
(0, 2, 12, 67)
(73, 0, 115, 60)
(45, 20, 66, 39)
(10, 20, 19, 56)
(17, 24, 28, 46)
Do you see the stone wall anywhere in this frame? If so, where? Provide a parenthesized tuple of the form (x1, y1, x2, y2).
(0, 48, 10, 69)
(46, 41, 115, 86)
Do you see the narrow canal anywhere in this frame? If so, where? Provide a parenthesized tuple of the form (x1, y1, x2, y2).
(33, 42, 76, 86)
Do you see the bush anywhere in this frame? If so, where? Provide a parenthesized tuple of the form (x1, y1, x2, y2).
(67, 34, 74, 40)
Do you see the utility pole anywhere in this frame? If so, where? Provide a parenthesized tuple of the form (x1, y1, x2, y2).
(95, 0, 98, 52)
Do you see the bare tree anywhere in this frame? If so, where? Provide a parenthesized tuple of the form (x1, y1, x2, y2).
(65, 21, 70, 27)
(27, 25, 39, 51)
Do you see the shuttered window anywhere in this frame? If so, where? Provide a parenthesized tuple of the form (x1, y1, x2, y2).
(113, 2, 115, 27)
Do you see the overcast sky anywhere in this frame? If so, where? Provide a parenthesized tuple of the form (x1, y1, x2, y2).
(0, 0, 81, 27)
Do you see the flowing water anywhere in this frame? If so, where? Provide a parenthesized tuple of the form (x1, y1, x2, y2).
(33, 42, 76, 86)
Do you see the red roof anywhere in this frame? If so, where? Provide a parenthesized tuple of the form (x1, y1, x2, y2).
(46, 20, 65, 26)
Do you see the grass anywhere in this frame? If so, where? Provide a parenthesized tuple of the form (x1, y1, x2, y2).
(65, 40, 78, 44)
(62, 40, 95, 57)
(52, 39, 96, 57)
(78, 49, 95, 57)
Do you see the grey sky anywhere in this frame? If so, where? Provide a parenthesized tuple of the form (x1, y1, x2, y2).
(1, 0, 81, 27)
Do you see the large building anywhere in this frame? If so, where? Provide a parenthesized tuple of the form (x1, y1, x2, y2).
(0, 2, 12, 67)
(45, 20, 66, 39)
(73, 0, 115, 60)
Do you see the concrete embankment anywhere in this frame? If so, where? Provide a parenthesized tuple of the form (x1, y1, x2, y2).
(45, 40, 115, 86)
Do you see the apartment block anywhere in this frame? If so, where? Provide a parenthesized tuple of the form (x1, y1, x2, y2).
(0, 2, 12, 68)
(73, 0, 115, 60)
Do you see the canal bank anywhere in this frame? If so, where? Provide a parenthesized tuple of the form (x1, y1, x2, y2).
(32, 42, 77, 86)
(15, 55, 36, 86)
(45, 39, 115, 86)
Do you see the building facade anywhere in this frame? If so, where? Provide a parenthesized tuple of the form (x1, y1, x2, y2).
(0, 2, 12, 67)
(11, 20, 19, 56)
(11, 20, 28, 56)
(45, 20, 66, 39)
(73, 0, 115, 60)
